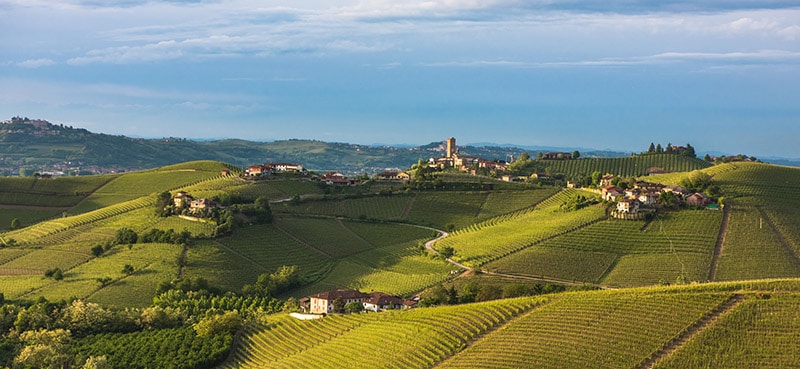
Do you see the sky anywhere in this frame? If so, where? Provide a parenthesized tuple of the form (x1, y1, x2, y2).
(1, 1, 800, 157)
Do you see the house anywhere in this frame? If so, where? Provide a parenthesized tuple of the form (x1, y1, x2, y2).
(396, 172, 411, 180)
(686, 193, 710, 207)
(270, 163, 304, 173)
(624, 188, 641, 199)
(173, 191, 193, 208)
(308, 289, 370, 314)
(638, 191, 660, 206)
(245, 164, 271, 177)
(321, 171, 346, 180)
(634, 181, 665, 192)
(601, 185, 623, 201)
(617, 198, 641, 213)
(599, 174, 615, 187)
(189, 198, 218, 213)
(220, 170, 230, 176)
(662, 185, 690, 199)
(566, 181, 577, 189)
(363, 292, 406, 312)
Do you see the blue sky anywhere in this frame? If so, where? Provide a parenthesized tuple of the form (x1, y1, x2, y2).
(2, 1, 799, 157)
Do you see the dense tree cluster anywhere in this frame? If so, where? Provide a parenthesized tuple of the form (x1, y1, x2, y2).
(418, 281, 582, 307)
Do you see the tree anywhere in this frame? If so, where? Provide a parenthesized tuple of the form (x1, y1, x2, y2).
(572, 150, 580, 159)
(155, 191, 172, 216)
(684, 143, 696, 158)
(591, 171, 602, 187)
(14, 329, 72, 369)
(344, 301, 364, 314)
(9, 218, 20, 230)
(83, 356, 112, 369)
(536, 152, 543, 160)
(704, 154, 712, 162)
(91, 245, 104, 257)
(656, 143, 663, 153)
(439, 246, 455, 260)
(648, 142, 655, 153)
(332, 297, 345, 313)
(282, 297, 300, 313)
(193, 311, 243, 337)
(114, 228, 138, 245)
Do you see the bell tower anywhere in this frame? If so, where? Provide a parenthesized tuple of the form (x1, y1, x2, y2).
(446, 137, 456, 158)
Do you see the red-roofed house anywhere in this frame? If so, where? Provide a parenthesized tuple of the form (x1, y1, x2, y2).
(308, 289, 369, 314)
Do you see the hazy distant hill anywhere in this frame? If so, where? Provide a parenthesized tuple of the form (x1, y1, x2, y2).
(0, 118, 541, 175)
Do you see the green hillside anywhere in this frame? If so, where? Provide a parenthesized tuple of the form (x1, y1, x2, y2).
(3, 158, 800, 369)
(222, 280, 800, 369)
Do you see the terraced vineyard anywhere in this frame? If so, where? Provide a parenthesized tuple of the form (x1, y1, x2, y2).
(221, 296, 544, 369)
(435, 189, 606, 267)
(487, 210, 722, 286)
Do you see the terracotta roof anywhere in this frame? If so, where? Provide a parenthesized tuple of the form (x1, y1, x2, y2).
(310, 289, 369, 301)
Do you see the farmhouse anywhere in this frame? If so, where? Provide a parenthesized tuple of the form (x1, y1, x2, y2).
(270, 162, 304, 173)
(189, 198, 218, 213)
(685, 192, 710, 207)
(601, 185, 623, 201)
(305, 289, 412, 314)
(616, 198, 641, 213)
(599, 174, 615, 187)
(363, 292, 406, 312)
(245, 164, 271, 177)
(307, 290, 369, 314)
(173, 191, 193, 208)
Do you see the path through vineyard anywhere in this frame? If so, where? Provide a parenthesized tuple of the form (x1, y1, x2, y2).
(707, 205, 731, 281)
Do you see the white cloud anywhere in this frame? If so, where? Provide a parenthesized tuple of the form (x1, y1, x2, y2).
(778, 25, 800, 40)
(16, 58, 56, 68)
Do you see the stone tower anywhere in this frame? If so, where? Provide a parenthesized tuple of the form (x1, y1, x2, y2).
(446, 137, 456, 158)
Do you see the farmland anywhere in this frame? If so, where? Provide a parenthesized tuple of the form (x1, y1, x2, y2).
(434, 189, 607, 267)
(530, 154, 711, 178)
(486, 211, 722, 286)
(223, 281, 800, 369)
(3, 157, 800, 369)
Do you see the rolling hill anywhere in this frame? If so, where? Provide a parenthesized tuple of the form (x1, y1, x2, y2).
(2, 157, 800, 368)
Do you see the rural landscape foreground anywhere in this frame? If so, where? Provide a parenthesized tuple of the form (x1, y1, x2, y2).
(0, 118, 799, 368)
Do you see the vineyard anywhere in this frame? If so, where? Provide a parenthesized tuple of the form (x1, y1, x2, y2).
(0, 174, 116, 207)
(487, 210, 722, 286)
(539, 154, 711, 178)
(437, 290, 732, 369)
(434, 189, 607, 267)
(653, 293, 800, 369)
(221, 296, 543, 369)
(223, 282, 800, 369)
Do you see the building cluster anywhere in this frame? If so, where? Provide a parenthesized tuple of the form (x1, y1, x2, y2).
(599, 175, 712, 216)
(173, 191, 219, 214)
(244, 162, 305, 177)
(429, 137, 509, 174)
(300, 289, 417, 314)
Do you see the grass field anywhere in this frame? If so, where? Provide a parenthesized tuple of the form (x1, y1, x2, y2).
(0, 207, 63, 231)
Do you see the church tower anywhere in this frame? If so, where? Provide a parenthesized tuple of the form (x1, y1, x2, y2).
(446, 137, 456, 158)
